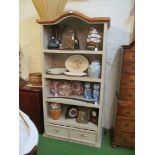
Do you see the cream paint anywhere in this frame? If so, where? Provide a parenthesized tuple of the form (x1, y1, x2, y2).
(19, 0, 134, 128)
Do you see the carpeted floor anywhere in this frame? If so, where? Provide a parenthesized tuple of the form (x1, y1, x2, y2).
(38, 131, 135, 155)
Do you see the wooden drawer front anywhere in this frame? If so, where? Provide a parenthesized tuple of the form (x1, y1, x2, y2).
(122, 62, 135, 74)
(117, 101, 135, 118)
(119, 88, 135, 102)
(120, 73, 135, 88)
(115, 117, 135, 132)
(113, 131, 135, 147)
(70, 129, 97, 144)
(123, 51, 135, 62)
(45, 124, 69, 139)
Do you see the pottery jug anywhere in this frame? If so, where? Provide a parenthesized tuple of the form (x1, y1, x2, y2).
(88, 60, 101, 78)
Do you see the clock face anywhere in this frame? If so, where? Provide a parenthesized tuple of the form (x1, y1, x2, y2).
(68, 108, 78, 118)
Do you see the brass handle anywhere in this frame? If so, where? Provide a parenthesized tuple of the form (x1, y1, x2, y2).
(79, 133, 87, 137)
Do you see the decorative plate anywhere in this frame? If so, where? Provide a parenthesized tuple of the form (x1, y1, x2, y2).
(46, 68, 67, 75)
(65, 55, 89, 73)
(64, 71, 87, 76)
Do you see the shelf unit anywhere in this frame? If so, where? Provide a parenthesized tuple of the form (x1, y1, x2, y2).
(37, 11, 110, 147)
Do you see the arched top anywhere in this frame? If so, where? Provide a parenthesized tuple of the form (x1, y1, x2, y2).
(37, 11, 110, 27)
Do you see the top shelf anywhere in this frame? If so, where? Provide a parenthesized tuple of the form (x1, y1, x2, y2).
(43, 49, 104, 55)
(37, 11, 110, 27)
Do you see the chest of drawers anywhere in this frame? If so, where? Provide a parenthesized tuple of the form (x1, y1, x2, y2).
(112, 42, 135, 148)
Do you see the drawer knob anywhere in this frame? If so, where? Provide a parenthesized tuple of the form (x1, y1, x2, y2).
(130, 79, 134, 82)
(79, 133, 87, 137)
(126, 111, 130, 114)
(124, 124, 129, 127)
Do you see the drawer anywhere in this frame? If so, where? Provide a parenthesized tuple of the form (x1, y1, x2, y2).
(123, 50, 135, 62)
(70, 129, 97, 144)
(122, 62, 135, 74)
(45, 124, 69, 139)
(120, 73, 135, 88)
(113, 130, 135, 147)
(117, 101, 135, 118)
(115, 117, 135, 132)
(119, 87, 135, 102)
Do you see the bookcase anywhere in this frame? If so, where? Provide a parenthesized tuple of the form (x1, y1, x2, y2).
(37, 11, 110, 147)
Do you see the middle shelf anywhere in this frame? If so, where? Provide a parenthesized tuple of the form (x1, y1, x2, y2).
(44, 74, 102, 82)
(46, 97, 100, 108)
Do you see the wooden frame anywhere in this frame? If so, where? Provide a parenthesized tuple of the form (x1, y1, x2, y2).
(37, 11, 110, 147)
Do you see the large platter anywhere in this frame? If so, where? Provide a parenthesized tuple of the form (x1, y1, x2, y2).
(64, 71, 87, 76)
(65, 55, 89, 73)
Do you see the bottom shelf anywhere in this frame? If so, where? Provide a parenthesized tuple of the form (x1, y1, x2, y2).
(46, 112, 98, 131)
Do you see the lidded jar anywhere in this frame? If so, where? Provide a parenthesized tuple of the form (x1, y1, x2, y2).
(88, 60, 101, 78)
(49, 103, 62, 120)
(93, 83, 100, 101)
(84, 82, 92, 99)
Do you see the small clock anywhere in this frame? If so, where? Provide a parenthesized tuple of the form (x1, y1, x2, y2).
(90, 109, 98, 125)
(65, 106, 78, 119)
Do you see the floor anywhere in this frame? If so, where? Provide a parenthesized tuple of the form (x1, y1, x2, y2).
(38, 131, 135, 155)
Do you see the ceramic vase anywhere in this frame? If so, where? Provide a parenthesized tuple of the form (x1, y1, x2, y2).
(84, 88, 92, 99)
(88, 60, 101, 78)
(93, 83, 100, 101)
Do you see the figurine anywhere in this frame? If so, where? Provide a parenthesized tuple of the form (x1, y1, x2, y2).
(86, 27, 101, 51)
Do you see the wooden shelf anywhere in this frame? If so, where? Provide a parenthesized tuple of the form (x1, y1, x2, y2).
(44, 74, 102, 83)
(46, 97, 100, 108)
(46, 114, 98, 131)
(43, 49, 104, 55)
(38, 11, 110, 147)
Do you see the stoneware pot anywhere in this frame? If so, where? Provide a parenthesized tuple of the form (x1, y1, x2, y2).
(49, 109, 61, 120)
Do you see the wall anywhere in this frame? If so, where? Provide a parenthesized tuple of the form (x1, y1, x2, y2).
(19, 0, 134, 128)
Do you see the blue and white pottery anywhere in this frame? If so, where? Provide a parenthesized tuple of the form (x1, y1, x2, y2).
(93, 83, 100, 90)
(93, 89, 100, 101)
(88, 60, 101, 78)
(84, 82, 91, 89)
(84, 88, 92, 99)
